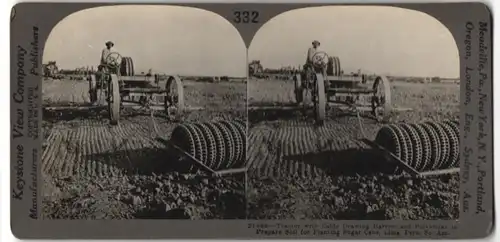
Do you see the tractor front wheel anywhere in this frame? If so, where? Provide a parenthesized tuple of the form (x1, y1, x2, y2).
(88, 74, 98, 104)
(165, 75, 185, 120)
(293, 74, 304, 104)
(371, 75, 392, 121)
(108, 74, 121, 125)
(314, 73, 326, 125)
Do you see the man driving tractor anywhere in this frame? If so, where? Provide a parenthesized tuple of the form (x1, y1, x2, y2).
(303, 40, 328, 82)
(304, 40, 329, 73)
(95, 40, 120, 99)
(101, 41, 115, 66)
(99, 40, 123, 73)
(306, 40, 321, 66)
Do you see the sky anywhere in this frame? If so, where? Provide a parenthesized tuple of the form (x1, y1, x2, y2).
(43, 5, 247, 77)
(248, 6, 460, 78)
(44, 5, 460, 78)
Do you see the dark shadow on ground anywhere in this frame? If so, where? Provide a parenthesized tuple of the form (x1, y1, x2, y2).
(248, 102, 381, 125)
(43, 106, 107, 122)
(283, 147, 397, 176)
(83, 146, 185, 176)
(84, 135, 246, 176)
(283, 145, 395, 176)
(43, 105, 246, 126)
(42, 105, 173, 123)
(246, 142, 397, 180)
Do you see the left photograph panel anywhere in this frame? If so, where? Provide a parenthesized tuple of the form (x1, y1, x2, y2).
(41, 5, 248, 220)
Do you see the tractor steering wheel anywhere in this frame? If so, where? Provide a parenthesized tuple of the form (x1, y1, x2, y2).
(105, 52, 122, 69)
(312, 51, 329, 68)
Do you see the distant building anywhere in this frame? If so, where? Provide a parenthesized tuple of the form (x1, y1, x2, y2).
(42, 61, 59, 78)
(249, 60, 263, 76)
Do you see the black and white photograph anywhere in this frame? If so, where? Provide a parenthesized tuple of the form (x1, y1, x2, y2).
(41, 5, 247, 220)
(246, 6, 461, 220)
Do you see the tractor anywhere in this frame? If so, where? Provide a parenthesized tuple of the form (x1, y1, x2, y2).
(88, 52, 184, 125)
(294, 51, 392, 125)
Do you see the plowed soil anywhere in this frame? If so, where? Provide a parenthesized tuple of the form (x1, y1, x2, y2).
(246, 78, 460, 220)
(42, 78, 247, 219)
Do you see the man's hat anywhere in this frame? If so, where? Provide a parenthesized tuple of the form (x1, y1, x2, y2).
(312, 40, 320, 45)
(105, 41, 114, 46)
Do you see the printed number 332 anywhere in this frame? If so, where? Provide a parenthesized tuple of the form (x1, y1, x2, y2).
(234, 11, 259, 23)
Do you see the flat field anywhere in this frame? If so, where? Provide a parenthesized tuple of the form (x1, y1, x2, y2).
(41, 78, 247, 219)
(246, 78, 460, 220)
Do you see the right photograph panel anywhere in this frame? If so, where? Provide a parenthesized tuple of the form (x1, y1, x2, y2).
(246, 6, 460, 220)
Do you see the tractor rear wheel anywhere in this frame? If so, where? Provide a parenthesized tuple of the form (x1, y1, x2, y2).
(327, 56, 342, 76)
(120, 57, 135, 76)
(334, 57, 342, 76)
(108, 74, 121, 125)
